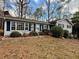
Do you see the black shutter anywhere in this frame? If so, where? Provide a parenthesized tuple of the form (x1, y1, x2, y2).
(29, 23, 31, 31)
(40, 24, 41, 31)
(34, 23, 36, 32)
(6, 21, 10, 31)
(47, 25, 48, 30)
(42, 24, 43, 31)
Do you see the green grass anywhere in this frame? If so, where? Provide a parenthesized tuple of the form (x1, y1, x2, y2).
(0, 36, 79, 59)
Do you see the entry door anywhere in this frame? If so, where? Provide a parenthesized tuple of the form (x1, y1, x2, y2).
(6, 21, 10, 31)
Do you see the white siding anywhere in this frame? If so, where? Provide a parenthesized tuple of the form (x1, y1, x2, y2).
(4, 21, 50, 36)
(4, 21, 30, 36)
(56, 19, 72, 33)
(4, 21, 13, 36)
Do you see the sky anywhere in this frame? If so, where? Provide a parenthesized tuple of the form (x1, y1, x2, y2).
(0, 0, 79, 18)
(4, 0, 45, 16)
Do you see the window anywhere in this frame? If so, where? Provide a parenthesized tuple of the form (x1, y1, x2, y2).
(29, 23, 34, 31)
(17, 22, 24, 30)
(67, 25, 71, 28)
(44, 25, 47, 29)
(11, 21, 15, 30)
(58, 24, 64, 28)
(25, 23, 28, 30)
(31, 24, 34, 31)
(36, 24, 40, 31)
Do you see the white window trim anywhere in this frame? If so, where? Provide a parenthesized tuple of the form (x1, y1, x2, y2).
(25, 22, 29, 30)
(17, 22, 24, 30)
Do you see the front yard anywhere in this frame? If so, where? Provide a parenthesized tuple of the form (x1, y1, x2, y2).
(0, 36, 79, 59)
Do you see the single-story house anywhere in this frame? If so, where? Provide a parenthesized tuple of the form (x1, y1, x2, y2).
(56, 19, 73, 34)
(1, 16, 52, 36)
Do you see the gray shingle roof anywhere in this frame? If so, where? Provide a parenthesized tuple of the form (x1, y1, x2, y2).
(0, 16, 51, 25)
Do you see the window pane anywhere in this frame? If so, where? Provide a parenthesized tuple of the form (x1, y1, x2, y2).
(67, 25, 71, 28)
(11, 21, 15, 30)
(44, 25, 47, 29)
(58, 24, 64, 28)
(31, 24, 34, 31)
(36, 24, 40, 31)
(17, 22, 24, 30)
(25, 23, 28, 30)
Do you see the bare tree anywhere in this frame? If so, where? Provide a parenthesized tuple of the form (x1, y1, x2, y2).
(0, 0, 5, 29)
(0, 0, 5, 16)
(45, 0, 71, 21)
(15, 0, 30, 18)
(33, 6, 46, 21)
(45, 0, 50, 21)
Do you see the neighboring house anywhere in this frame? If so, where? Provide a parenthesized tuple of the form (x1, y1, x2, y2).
(56, 19, 73, 34)
(0, 16, 51, 36)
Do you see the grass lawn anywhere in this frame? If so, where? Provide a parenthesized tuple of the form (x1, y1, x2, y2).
(0, 36, 79, 59)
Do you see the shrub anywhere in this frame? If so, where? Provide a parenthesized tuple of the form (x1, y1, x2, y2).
(68, 34, 73, 39)
(29, 31, 38, 36)
(10, 31, 22, 37)
(38, 32, 45, 35)
(77, 33, 79, 39)
(42, 29, 50, 35)
(63, 30, 69, 38)
(51, 26, 64, 38)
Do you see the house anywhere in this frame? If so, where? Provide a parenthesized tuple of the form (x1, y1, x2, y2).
(1, 16, 51, 36)
(56, 19, 73, 34)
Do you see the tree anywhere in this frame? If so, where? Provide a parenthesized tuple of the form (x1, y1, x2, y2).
(15, 0, 30, 18)
(51, 26, 64, 38)
(0, 0, 5, 16)
(72, 23, 79, 38)
(71, 11, 79, 23)
(33, 7, 45, 20)
(45, 0, 71, 21)
(45, 0, 50, 21)
(71, 11, 79, 38)
(26, 6, 32, 17)
(0, 0, 5, 29)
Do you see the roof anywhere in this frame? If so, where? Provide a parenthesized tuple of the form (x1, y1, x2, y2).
(55, 19, 73, 25)
(65, 19, 73, 25)
(0, 16, 51, 25)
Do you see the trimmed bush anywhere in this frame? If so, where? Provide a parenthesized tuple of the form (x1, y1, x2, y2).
(51, 26, 64, 38)
(10, 31, 22, 37)
(29, 31, 38, 36)
(63, 30, 69, 38)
